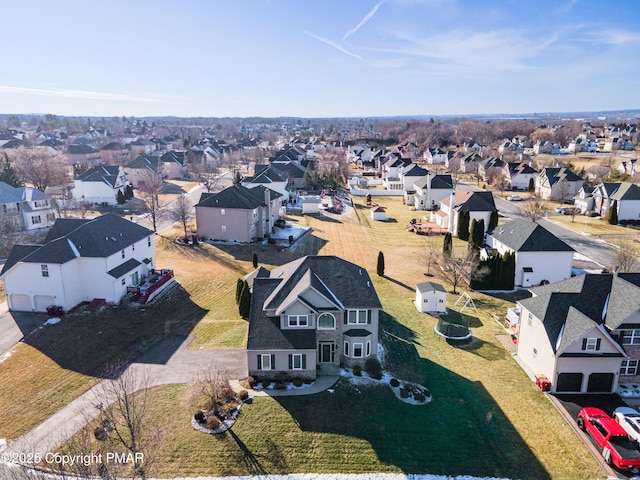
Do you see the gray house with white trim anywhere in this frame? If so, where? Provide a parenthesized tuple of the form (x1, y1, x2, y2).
(246, 256, 383, 380)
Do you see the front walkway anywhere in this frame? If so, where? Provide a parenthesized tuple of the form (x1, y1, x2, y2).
(229, 375, 339, 398)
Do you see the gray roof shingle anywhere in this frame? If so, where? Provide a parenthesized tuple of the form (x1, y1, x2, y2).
(1, 213, 153, 275)
(490, 218, 574, 252)
(196, 184, 280, 210)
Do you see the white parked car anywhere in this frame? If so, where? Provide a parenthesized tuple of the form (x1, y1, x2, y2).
(507, 195, 523, 201)
(613, 406, 640, 443)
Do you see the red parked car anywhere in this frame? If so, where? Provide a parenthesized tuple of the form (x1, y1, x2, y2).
(577, 407, 640, 473)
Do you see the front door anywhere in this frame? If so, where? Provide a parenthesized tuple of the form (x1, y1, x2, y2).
(319, 342, 335, 363)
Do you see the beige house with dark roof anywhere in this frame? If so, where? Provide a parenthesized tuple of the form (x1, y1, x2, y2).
(515, 273, 640, 393)
(195, 184, 282, 243)
(431, 190, 497, 237)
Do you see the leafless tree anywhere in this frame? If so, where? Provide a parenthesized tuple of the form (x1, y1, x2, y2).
(194, 363, 234, 417)
(613, 239, 640, 273)
(92, 362, 162, 478)
(10, 146, 71, 191)
(190, 161, 221, 193)
(424, 233, 439, 277)
(137, 170, 164, 233)
(439, 247, 489, 294)
(520, 198, 547, 222)
(171, 194, 192, 239)
(529, 128, 555, 144)
(553, 177, 570, 204)
(493, 172, 510, 196)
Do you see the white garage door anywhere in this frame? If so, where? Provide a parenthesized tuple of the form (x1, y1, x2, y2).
(34, 295, 55, 312)
(10, 294, 31, 311)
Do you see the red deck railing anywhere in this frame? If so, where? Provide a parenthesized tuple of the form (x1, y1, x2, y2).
(135, 269, 174, 304)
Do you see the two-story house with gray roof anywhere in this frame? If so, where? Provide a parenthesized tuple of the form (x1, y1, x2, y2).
(67, 144, 101, 168)
(486, 218, 574, 288)
(592, 182, 640, 220)
(0, 213, 156, 312)
(515, 273, 640, 393)
(537, 167, 583, 201)
(504, 162, 538, 191)
(0, 181, 59, 232)
(72, 165, 128, 205)
(196, 184, 282, 243)
(431, 190, 497, 236)
(241, 165, 291, 202)
(410, 172, 454, 210)
(246, 255, 383, 380)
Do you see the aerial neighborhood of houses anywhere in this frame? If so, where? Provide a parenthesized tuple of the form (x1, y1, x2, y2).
(3, 114, 640, 476)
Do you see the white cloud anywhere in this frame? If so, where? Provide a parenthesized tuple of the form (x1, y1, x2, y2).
(363, 27, 562, 75)
(304, 31, 362, 59)
(343, 1, 383, 40)
(586, 29, 640, 45)
(0, 85, 163, 103)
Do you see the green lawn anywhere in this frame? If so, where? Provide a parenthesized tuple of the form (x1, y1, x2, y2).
(9, 197, 604, 478)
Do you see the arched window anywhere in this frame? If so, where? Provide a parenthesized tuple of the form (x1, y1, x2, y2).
(317, 313, 335, 330)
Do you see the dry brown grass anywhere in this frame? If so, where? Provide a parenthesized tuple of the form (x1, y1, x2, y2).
(154, 233, 249, 349)
(551, 213, 640, 236)
(0, 343, 98, 441)
(3, 194, 604, 478)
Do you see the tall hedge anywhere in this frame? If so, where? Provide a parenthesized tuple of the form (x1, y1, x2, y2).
(457, 210, 470, 241)
(376, 251, 385, 276)
(608, 200, 618, 225)
(238, 282, 252, 318)
(443, 232, 452, 258)
(488, 210, 499, 231)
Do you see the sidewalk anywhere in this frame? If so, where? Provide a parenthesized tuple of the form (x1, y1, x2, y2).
(3, 335, 337, 459)
(2, 335, 247, 457)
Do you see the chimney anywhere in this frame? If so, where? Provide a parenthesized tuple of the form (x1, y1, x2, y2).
(448, 192, 456, 233)
(265, 187, 272, 233)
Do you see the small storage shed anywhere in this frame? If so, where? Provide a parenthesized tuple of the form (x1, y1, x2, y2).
(371, 206, 387, 221)
(301, 195, 321, 214)
(415, 281, 447, 313)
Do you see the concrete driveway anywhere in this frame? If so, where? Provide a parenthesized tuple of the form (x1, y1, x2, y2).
(0, 303, 50, 357)
(2, 335, 247, 458)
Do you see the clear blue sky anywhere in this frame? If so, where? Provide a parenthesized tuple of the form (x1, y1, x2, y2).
(2, 0, 639, 118)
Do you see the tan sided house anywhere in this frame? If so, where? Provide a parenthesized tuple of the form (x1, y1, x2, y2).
(196, 184, 282, 243)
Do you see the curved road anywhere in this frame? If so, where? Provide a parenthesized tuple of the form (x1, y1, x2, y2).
(485, 188, 622, 269)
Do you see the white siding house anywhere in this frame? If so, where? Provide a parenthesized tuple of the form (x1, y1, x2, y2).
(513, 274, 640, 394)
(0, 214, 156, 312)
(487, 218, 574, 288)
(72, 165, 128, 206)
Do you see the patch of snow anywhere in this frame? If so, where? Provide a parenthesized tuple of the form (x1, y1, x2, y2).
(44, 317, 61, 325)
(160, 473, 511, 480)
(253, 380, 315, 391)
(270, 224, 310, 240)
(0, 351, 12, 364)
(0, 438, 6, 452)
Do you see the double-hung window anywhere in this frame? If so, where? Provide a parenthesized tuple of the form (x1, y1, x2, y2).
(288, 354, 306, 370)
(347, 310, 368, 324)
(622, 330, 640, 345)
(621, 360, 639, 376)
(287, 315, 308, 327)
